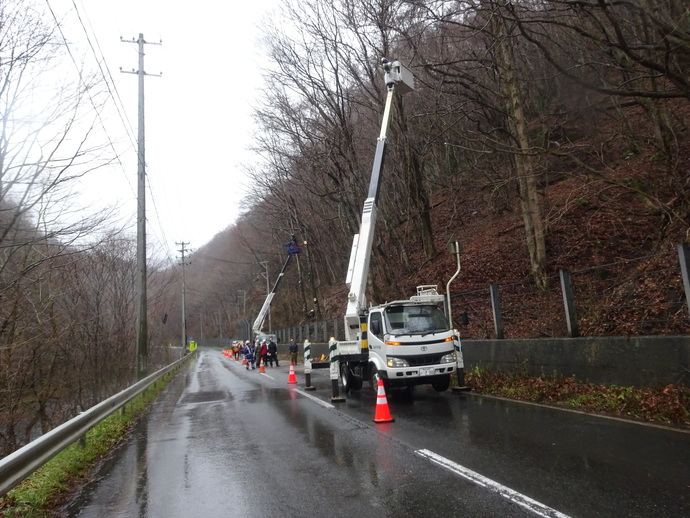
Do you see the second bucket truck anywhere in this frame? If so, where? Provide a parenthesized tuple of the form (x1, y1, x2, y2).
(252, 235, 302, 344)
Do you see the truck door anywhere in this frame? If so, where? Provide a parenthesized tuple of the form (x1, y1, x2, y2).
(368, 311, 384, 362)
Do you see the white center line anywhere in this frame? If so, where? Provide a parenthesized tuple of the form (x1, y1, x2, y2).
(416, 449, 572, 518)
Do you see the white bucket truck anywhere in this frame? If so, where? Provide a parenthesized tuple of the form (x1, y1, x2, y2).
(331, 59, 464, 397)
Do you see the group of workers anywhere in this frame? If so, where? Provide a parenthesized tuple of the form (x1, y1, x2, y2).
(230, 337, 300, 370)
(231, 337, 293, 370)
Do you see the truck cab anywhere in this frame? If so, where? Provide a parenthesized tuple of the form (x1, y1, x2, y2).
(338, 285, 458, 393)
(368, 292, 457, 391)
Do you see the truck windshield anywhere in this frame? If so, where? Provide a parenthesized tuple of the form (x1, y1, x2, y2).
(384, 304, 449, 336)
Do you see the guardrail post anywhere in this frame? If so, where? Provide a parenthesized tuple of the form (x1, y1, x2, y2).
(329, 338, 345, 402)
(304, 340, 315, 391)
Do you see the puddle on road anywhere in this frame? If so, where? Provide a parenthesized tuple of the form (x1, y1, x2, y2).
(180, 390, 232, 404)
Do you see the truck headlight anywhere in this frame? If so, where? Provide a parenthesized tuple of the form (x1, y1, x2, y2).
(386, 357, 409, 368)
(440, 353, 457, 364)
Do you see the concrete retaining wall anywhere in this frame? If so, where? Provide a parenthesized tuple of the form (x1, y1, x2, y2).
(462, 336, 690, 387)
(301, 336, 690, 388)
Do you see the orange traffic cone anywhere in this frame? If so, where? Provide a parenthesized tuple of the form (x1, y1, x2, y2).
(287, 363, 298, 384)
(229, 350, 233, 359)
(259, 357, 266, 373)
(242, 357, 247, 365)
(373, 379, 394, 423)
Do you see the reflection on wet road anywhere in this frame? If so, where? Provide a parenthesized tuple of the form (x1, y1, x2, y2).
(64, 349, 690, 518)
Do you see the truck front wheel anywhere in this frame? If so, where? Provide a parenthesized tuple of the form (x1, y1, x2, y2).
(369, 366, 387, 391)
(431, 374, 451, 392)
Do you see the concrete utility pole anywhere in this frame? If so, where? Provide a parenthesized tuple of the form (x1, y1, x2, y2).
(177, 242, 191, 351)
(238, 290, 247, 316)
(121, 33, 161, 379)
(238, 290, 248, 340)
(216, 309, 223, 340)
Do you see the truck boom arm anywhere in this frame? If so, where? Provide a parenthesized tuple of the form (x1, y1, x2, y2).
(343, 59, 414, 341)
(252, 237, 302, 336)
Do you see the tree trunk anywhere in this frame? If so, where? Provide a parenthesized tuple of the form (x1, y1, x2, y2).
(396, 97, 436, 259)
(493, 4, 548, 290)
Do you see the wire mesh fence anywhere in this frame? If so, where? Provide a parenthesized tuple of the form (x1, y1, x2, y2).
(455, 277, 569, 339)
(274, 247, 690, 341)
(573, 252, 688, 336)
(455, 249, 690, 339)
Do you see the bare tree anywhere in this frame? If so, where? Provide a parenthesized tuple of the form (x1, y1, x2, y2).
(0, 0, 133, 455)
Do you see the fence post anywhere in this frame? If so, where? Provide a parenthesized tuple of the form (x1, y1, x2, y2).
(560, 269, 580, 338)
(677, 244, 690, 317)
(333, 318, 339, 341)
(490, 284, 505, 339)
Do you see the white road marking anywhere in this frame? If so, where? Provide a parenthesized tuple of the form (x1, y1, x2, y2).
(416, 449, 572, 518)
(294, 389, 335, 409)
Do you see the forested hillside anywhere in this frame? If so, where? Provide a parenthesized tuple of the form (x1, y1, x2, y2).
(171, 0, 690, 344)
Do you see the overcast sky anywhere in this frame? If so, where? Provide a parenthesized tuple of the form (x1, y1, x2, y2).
(50, 0, 279, 265)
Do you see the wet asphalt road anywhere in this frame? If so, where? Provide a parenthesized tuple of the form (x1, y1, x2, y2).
(63, 348, 690, 518)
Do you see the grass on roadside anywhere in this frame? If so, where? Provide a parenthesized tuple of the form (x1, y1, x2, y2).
(463, 366, 690, 427)
(0, 372, 175, 518)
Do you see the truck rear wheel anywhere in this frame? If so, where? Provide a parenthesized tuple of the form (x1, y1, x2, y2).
(431, 374, 451, 392)
(340, 363, 362, 392)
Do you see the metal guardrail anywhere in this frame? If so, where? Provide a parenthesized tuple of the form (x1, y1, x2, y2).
(0, 351, 196, 497)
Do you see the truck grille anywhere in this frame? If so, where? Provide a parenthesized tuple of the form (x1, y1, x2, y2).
(405, 353, 445, 366)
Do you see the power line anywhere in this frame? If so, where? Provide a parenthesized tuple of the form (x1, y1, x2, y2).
(45, 0, 135, 193)
(47, 1, 180, 270)
(70, 0, 138, 149)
